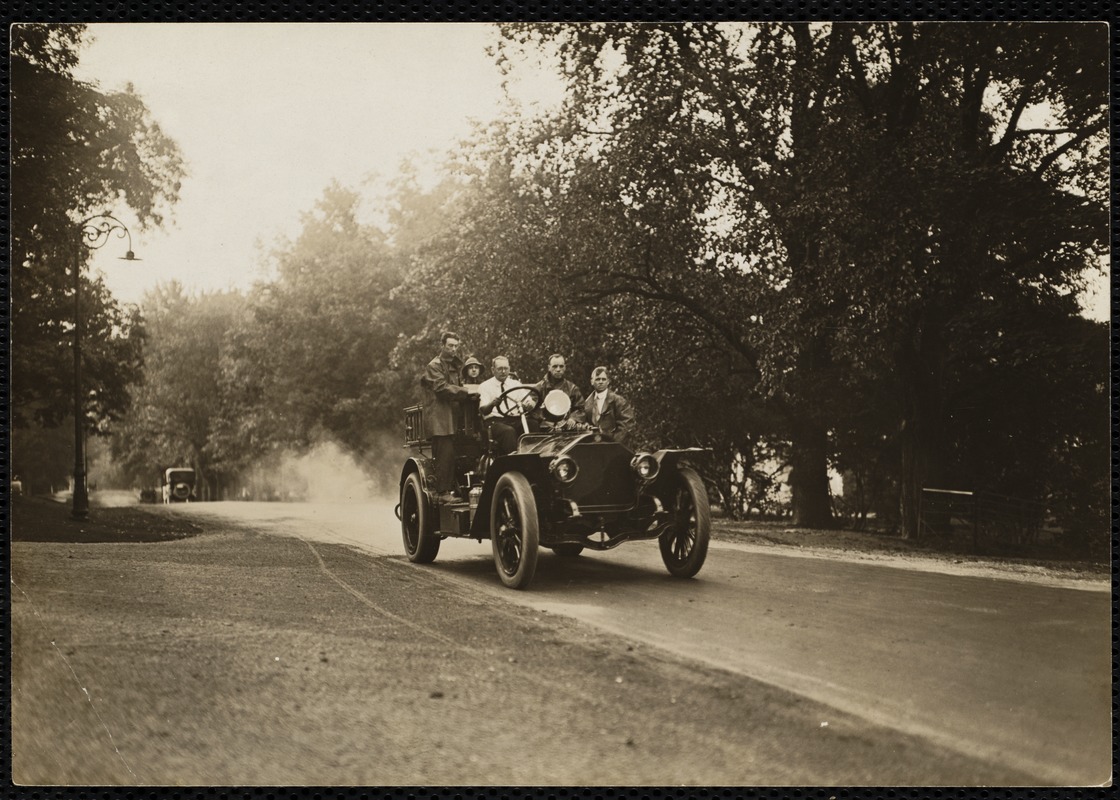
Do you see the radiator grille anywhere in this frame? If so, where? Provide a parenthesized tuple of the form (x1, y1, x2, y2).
(563, 443, 637, 510)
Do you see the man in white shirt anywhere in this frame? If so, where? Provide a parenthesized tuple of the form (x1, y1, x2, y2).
(478, 356, 537, 454)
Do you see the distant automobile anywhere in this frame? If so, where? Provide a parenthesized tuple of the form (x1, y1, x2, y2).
(396, 386, 711, 589)
(161, 468, 196, 503)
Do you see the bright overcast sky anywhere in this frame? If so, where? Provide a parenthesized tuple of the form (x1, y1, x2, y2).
(74, 22, 544, 304)
(73, 23, 1109, 320)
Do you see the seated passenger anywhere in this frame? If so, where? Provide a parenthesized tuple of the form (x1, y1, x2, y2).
(583, 366, 634, 447)
(532, 353, 586, 431)
(459, 355, 485, 438)
(461, 356, 484, 388)
(478, 356, 537, 455)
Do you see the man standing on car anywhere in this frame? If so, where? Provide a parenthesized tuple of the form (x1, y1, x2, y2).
(532, 353, 585, 430)
(583, 366, 635, 447)
(420, 332, 477, 501)
(479, 356, 537, 455)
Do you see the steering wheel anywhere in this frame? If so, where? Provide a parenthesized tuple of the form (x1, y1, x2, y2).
(492, 385, 542, 419)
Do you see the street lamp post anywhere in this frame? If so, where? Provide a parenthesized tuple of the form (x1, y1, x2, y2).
(72, 214, 138, 519)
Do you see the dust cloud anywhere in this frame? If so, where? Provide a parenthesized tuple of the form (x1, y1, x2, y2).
(280, 442, 375, 503)
(245, 433, 403, 504)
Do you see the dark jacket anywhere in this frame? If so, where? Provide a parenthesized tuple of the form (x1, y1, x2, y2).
(533, 374, 586, 422)
(583, 388, 634, 447)
(420, 354, 469, 437)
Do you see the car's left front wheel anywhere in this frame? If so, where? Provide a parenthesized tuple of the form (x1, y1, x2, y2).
(659, 467, 710, 578)
(401, 473, 440, 563)
(490, 472, 540, 589)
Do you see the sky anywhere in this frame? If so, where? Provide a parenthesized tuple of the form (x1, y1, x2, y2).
(73, 23, 551, 304)
(72, 23, 1109, 320)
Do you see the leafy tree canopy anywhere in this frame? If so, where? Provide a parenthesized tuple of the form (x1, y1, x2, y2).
(11, 23, 185, 430)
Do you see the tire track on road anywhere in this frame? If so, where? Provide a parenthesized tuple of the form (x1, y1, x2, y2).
(295, 534, 461, 648)
(11, 578, 138, 781)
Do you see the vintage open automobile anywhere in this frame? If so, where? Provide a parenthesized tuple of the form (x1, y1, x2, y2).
(395, 385, 711, 589)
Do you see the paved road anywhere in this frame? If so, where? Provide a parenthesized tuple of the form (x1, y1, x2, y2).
(171, 500, 1112, 786)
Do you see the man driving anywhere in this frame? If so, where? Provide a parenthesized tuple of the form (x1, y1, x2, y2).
(478, 356, 537, 454)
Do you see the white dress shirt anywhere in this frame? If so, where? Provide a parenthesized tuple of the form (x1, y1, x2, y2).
(479, 376, 526, 419)
(593, 390, 607, 422)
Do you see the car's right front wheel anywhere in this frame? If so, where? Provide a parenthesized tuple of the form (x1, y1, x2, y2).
(490, 472, 540, 589)
(659, 467, 710, 578)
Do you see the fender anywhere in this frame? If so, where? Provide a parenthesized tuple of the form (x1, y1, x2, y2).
(398, 454, 436, 507)
(649, 447, 711, 496)
(469, 452, 550, 538)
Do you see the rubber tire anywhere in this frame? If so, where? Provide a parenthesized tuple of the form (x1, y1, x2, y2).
(401, 473, 440, 563)
(490, 472, 540, 589)
(659, 467, 711, 578)
(550, 543, 585, 558)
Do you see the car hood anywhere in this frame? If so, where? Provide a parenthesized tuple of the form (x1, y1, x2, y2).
(518, 430, 629, 459)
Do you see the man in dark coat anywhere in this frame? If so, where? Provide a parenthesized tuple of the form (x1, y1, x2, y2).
(420, 331, 477, 500)
(583, 366, 635, 447)
(532, 353, 585, 430)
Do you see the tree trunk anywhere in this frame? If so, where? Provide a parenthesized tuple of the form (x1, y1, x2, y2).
(789, 419, 833, 528)
(898, 314, 949, 539)
(899, 399, 921, 540)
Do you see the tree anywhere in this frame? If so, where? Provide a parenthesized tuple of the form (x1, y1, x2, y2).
(11, 23, 184, 472)
(110, 285, 243, 497)
(209, 183, 423, 475)
(486, 22, 1106, 536)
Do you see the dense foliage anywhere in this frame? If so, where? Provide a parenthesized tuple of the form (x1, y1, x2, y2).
(402, 22, 1106, 540)
(110, 185, 425, 498)
(11, 23, 184, 493)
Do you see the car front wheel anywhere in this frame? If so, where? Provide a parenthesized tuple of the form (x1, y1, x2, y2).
(401, 473, 440, 563)
(490, 472, 540, 589)
(659, 467, 710, 578)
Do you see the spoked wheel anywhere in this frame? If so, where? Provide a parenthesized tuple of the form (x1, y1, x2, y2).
(549, 543, 585, 558)
(659, 467, 710, 578)
(490, 472, 540, 589)
(401, 473, 440, 563)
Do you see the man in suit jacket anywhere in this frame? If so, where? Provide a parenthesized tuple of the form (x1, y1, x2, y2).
(583, 366, 634, 447)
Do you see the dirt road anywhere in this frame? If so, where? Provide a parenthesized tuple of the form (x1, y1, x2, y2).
(10, 496, 1109, 786)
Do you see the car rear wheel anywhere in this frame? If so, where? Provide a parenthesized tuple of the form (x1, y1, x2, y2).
(401, 473, 440, 563)
(549, 543, 584, 557)
(659, 467, 710, 578)
(490, 472, 539, 589)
